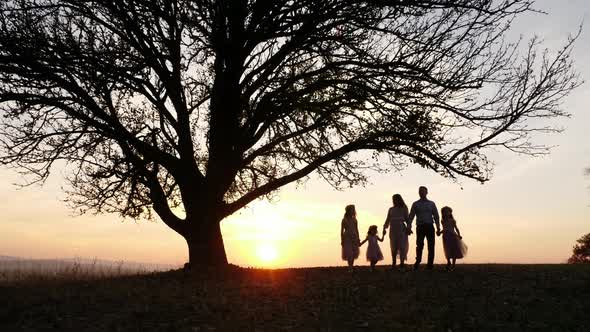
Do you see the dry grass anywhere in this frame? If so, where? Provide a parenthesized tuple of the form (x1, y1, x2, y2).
(0, 259, 175, 284)
(1, 264, 589, 331)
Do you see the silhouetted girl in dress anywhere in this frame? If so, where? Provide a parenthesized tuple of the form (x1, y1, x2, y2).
(440, 206, 468, 271)
(361, 225, 384, 271)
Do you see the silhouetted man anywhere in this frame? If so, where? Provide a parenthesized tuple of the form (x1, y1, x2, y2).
(408, 186, 440, 270)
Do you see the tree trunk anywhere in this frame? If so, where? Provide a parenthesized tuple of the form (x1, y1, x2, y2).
(185, 220, 228, 268)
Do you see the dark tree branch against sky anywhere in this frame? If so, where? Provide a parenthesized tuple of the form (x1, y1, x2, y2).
(0, 0, 581, 267)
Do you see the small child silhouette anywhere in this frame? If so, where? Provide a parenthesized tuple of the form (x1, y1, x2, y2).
(360, 225, 385, 271)
(440, 206, 468, 271)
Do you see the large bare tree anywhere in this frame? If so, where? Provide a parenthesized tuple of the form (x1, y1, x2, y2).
(0, 0, 580, 267)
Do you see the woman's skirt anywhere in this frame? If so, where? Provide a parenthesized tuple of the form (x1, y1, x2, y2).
(341, 237, 360, 261)
(389, 223, 409, 261)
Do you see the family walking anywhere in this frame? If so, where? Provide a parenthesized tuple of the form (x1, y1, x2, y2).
(340, 186, 467, 271)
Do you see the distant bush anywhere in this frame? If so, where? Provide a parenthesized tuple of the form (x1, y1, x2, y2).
(568, 233, 590, 264)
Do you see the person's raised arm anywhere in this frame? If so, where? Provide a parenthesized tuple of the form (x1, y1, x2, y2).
(408, 202, 416, 230)
(360, 236, 368, 246)
(383, 209, 390, 230)
(378, 234, 385, 242)
(433, 202, 440, 233)
(403, 206, 411, 231)
(340, 219, 345, 245)
(355, 219, 361, 245)
(383, 209, 391, 235)
(454, 219, 462, 239)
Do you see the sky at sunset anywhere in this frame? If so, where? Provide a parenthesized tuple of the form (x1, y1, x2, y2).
(1, 0, 589, 268)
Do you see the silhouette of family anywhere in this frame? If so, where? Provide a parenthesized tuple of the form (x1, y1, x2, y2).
(340, 186, 467, 272)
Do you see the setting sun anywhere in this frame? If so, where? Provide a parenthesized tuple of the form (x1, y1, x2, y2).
(256, 243, 278, 265)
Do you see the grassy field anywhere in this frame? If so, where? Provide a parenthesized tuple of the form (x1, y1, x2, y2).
(0, 258, 175, 283)
(1, 264, 589, 331)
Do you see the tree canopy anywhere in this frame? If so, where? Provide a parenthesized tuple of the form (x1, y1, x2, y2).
(0, 0, 580, 266)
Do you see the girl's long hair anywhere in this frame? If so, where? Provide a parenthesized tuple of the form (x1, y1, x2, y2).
(441, 206, 454, 221)
(392, 194, 407, 209)
(344, 204, 356, 219)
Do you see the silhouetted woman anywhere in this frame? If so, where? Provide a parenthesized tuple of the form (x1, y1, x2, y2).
(383, 194, 411, 270)
(341, 204, 361, 271)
